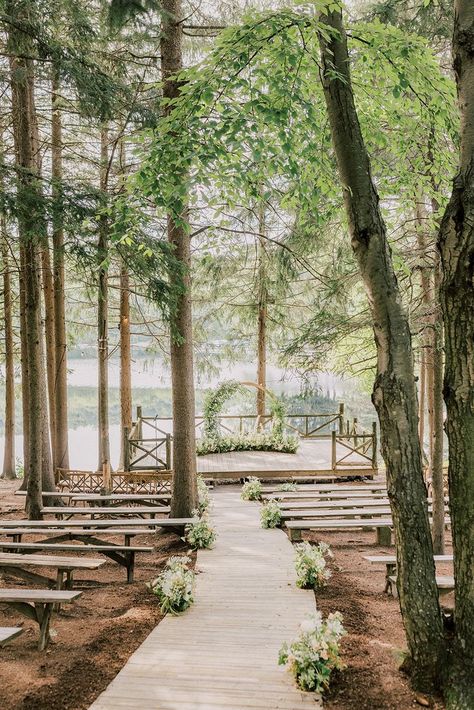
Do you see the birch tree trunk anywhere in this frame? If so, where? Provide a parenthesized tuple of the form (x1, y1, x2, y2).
(437, 2, 474, 703)
(161, 0, 197, 517)
(318, 9, 445, 690)
(51, 66, 69, 471)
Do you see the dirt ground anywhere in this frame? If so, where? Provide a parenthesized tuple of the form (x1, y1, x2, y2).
(303, 527, 450, 710)
(0, 478, 193, 710)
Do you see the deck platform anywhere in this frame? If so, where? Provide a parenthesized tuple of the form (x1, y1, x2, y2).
(197, 439, 376, 480)
(90, 487, 321, 710)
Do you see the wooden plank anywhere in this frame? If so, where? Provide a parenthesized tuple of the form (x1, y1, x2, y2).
(40, 506, 170, 516)
(0, 518, 193, 528)
(0, 589, 81, 603)
(90, 487, 321, 710)
(0, 543, 153, 553)
(0, 553, 104, 569)
(0, 626, 23, 646)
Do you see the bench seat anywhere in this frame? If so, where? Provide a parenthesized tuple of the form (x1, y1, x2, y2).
(388, 574, 454, 598)
(0, 517, 193, 529)
(0, 542, 153, 583)
(40, 506, 170, 519)
(0, 589, 81, 650)
(364, 554, 454, 593)
(0, 552, 104, 589)
(0, 626, 23, 647)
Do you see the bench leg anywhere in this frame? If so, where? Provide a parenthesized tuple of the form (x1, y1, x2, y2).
(37, 603, 53, 651)
(384, 564, 397, 594)
(289, 528, 302, 542)
(376, 527, 392, 546)
(126, 551, 135, 583)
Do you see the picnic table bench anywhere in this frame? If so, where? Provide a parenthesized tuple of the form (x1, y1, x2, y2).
(387, 574, 454, 598)
(363, 554, 454, 593)
(0, 626, 23, 647)
(261, 483, 387, 494)
(40, 506, 170, 520)
(281, 506, 394, 521)
(0, 517, 193, 531)
(73, 493, 171, 507)
(286, 516, 451, 545)
(278, 498, 446, 510)
(0, 542, 153, 583)
(0, 589, 81, 650)
(0, 552, 104, 589)
(263, 490, 388, 502)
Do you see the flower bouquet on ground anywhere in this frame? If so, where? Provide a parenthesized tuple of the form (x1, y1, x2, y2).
(260, 499, 282, 528)
(294, 541, 333, 589)
(241, 476, 262, 501)
(184, 512, 217, 549)
(148, 555, 195, 614)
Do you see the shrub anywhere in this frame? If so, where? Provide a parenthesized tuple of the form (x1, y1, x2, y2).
(197, 431, 299, 456)
(279, 611, 346, 693)
(279, 482, 297, 492)
(148, 555, 195, 614)
(241, 476, 262, 501)
(294, 542, 333, 589)
(197, 475, 211, 514)
(184, 513, 217, 549)
(260, 499, 282, 528)
(202, 380, 243, 439)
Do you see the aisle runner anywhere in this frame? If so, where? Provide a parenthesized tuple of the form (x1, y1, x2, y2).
(90, 487, 321, 710)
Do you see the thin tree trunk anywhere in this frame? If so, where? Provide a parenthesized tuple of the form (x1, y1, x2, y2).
(437, 3, 474, 703)
(161, 0, 197, 517)
(431, 260, 445, 555)
(120, 263, 132, 469)
(18, 244, 29, 489)
(418, 349, 426, 453)
(318, 9, 445, 690)
(51, 66, 69, 471)
(41, 241, 56, 462)
(1, 237, 16, 479)
(256, 203, 267, 427)
(97, 126, 110, 469)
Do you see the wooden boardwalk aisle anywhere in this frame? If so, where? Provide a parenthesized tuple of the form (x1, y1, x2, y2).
(90, 487, 321, 709)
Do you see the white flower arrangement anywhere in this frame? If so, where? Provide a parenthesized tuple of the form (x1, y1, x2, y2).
(197, 475, 211, 514)
(148, 555, 195, 615)
(294, 541, 333, 589)
(184, 512, 217, 549)
(260, 499, 282, 528)
(279, 611, 346, 693)
(241, 476, 262, 501)
(279, 482, 298, 492)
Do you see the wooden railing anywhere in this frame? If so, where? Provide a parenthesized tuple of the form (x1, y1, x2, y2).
(124, 410, 172, 472)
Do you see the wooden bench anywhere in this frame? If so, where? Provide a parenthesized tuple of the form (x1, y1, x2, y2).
(0, 626, 23, 647)
(0, 589, 81, 650)
(364, 554, 454, 593)
(0, 552, 104, 589)
(263, 490, 388, 502)
(281, 506, 394, 521)
(40, 506, 170, 520)
(278, 498, 446, 510)
(73, 493, 171, 507)
(261, 483, 387, 494)
(0, 542, 153, 583)
(388, 574, 454, 599)
(0, 518, 193, 530)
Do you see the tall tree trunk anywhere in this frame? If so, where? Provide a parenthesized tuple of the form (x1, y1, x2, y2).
(437, 2, 474, 703)
(318, 9, 445, 690)
(18, 245, 30, 489)
(97, 126, 110, 469)
(51, 66, 69, 471)
(41, 241, 56, 461)
(256, 203, 267, 427)
(120, 263, 132, 469)
(161, 0, 197, 517)
(1, 237, 16, 479)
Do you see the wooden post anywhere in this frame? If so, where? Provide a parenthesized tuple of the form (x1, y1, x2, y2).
(331, 430, 337, 471)
(372, 421, 378, 469)
(166, 434, 172, 470)
(136, 406, 143, 439)
(338, 403, 345, 434)
(102, 461, 111, 494)
(353, 418, 358, 448)
(123, 426, 130, 472)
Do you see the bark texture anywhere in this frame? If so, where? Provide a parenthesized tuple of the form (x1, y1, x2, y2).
(161, 0, 198, 517)
(97, 126, 110, 469)
(256, 203, 267, 426)
(120, 263, 132, 469)
(318, 10, 445, 690)
(437, 2, 474, 704)
(51, 67, 69, 471)
(1, 237, 16, 479)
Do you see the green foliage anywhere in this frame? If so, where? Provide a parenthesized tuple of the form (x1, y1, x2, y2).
(260, 500, 282, 528)
(279, 612, 346, 693)
(196, 432, 299, 456)
(184, 513, 217, 550)
(147, 555, 194, 614)
(241, 477, 262, 501)
(294, 542, 333, 589)
(279, 482, 297, 492)
(201, 380, 243, 439)
(196, 476, 211, 515)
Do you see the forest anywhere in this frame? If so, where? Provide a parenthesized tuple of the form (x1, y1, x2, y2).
(0, 0, 473, 709)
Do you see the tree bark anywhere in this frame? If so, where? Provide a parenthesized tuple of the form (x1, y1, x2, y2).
(161, 0, 198, 517)
(318, 9, 445, 690)
(51, 66, 69, 471)
(97, 126, 110, 469)
(437, 2, 474, 704)
(41, 240, 56, 462)
(1, 237, 16, 479)
(120, 263, 132, 469)
(256, 202, 267, 427)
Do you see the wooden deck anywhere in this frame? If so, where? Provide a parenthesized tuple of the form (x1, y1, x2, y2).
(197, 439, 376, 480)
(90, 487, 321, 710)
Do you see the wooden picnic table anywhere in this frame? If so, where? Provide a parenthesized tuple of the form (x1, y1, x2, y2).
(0, 552, 104, 589)
(0, 626, 23, 647)
(0, 517, 193, 530)
(0, 589, 81, 650)
(40, 506, 170, 520)
(0, 542, 154, 583)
